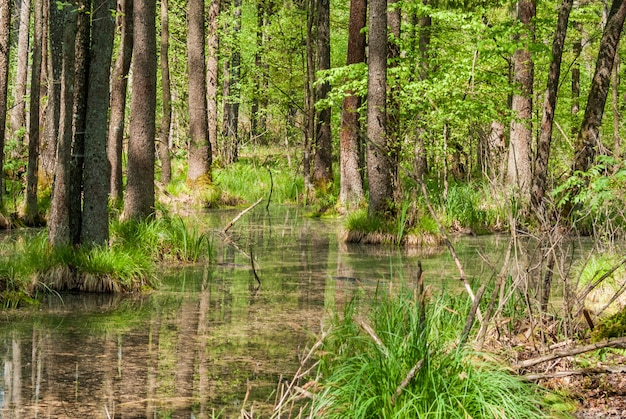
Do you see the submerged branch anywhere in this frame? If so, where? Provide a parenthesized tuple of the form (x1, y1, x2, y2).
(223, 197, 264, 234)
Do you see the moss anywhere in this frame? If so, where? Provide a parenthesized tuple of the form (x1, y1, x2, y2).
(592, 308, 626, 341)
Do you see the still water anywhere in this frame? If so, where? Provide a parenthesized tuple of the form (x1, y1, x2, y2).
(0, 206, 507, 418)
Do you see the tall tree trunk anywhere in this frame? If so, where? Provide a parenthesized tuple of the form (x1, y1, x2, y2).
(0, 0, 9, 211)
(571, 21, 582, 139)
(530, 0, 573, 215)
(387, 0, 401, 205)
(81, 0, 115, 246)
(158, 0, 171, 184)
(413, 3, 431, 180)
(611, 54, 620, 157)
(251, 0, 270, 144)
(366, 0, 393, 216)
(312, 0, 332, 190)
(123, 0, 156, 220)
(506, 0, 535, 200)
(573, 0, 626, 173)
(10, 0, 29, 138)
(48, 3, 77, 248)
(221, 0, 241, 165)
(187, 0, 211, 184)
(206, 0, 220, 160)
(302, 0, 315, 200)
(338, 0, 366, 211)
(69, 0, 90, 245)
(108, 0, 133, 202)
(23, 0, 43, 224)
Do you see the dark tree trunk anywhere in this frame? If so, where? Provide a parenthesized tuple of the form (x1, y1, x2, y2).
(530, 0, 573, 215)
(387, 0, 401, 205)
(221, 0, 241, 166)
(48, 3, 77, 247)
(312, 0, 332, 189)
(506, 0, 535, 199)
(366, 0, 393, 216)
(23, 0, 43, 224)
(338, 0, 366, 211)
(303, 0, 315, 200)
(187, 0, 211, 183)
(108, 0, 133, 202)
(81, 0, 115, 246)
(612, 55, 620, 157)
(10, 0, 28, 138)
(123, 0, 156, 220)
(573, 0, 626, 173)
(0, 0, 9, 210)
(206, 0, 220, 160)
(158, 0, 171, 184)
(571, 21, 582, 139)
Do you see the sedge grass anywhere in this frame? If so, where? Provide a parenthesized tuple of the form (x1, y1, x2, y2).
(311, 288, 564, 418)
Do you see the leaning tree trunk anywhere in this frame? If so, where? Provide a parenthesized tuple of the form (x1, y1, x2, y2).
(312, 0, 332, 190)
(10, 0, 29, 139)
(81, 0, 116, 246)
(530, 0, 573, 215)
(124, 0, 157, 220)
(366, 0, 393, 217)
(108, 0, 133, 202)
(187, 0, 211, 184)
(573, 0, 626, 174)
(338, 0, 366, 211)
(23, 0, 43, 225)
(158, 0, 172, 184)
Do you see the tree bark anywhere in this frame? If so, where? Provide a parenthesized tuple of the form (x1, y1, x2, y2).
(206, 0, 220, 160)
(338, 0, 366, 210)
(158, 0, 171, 184)
(108, 0, 133, 202)
(302, 0, 315, 200)
(221, 0, 242, 166)
(81, 0, 116, 246)
(573, 0, 626, 174)
(366, 0, 393, 217)
(124, 0, 156, 220)
(312, 0, 332, 189)
(506, 0, 535, 200)
(10, 0, 29, 139)
(530, 0, 573, 214)
(187, 0, 211, 183)
(0, 0, 9, 210)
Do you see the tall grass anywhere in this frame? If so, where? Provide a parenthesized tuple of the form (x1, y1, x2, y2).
(311, 288, 559, 418)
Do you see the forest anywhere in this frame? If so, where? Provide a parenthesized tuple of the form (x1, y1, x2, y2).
(0, 0, 626, 415)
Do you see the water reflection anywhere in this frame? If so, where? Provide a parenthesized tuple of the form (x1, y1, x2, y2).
(0, 206, 509, 417)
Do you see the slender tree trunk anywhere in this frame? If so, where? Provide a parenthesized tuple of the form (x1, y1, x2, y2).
(530, 0, 573, 214)
(312, 0, 332, 189)
(221, 0, 241, 165)
(23, 0, 43, 224)
(206, 0, 220, 160)
(387, 0, 401, 205)
(124, 0, 156, 220)
(571, 21, 582, 139)
(158, 0, 171, 184)
(303, 0, 315, 200)
(506, 0, 535, 200)
(573, 0, 626, 173)
(10, 0, 29, 138)
(48, 3, 77, 248)
(413, 3, 431, 180)
(338, 0, 366, 211)
(0, 0, 9, 211)
(81, 0, 115, 246)
(108, 0, 133, 202)
(187, 0, 211, 184)
(366, 0, 393, 216)
(612, 54, 620, 158)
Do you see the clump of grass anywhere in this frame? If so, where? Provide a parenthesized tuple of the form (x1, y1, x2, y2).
(310, 289, 559, 418)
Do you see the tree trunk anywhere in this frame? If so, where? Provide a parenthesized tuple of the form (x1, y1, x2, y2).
(206, 0, 220, 160)
(506, 0, 535, 200)
(221, 0, 241, 166)
(23, 0, 43, 224)
(0, 0, 9, 211)
(48, 3, 77, 248)
(573, 0, 626, 173)
(187, 0, 211, 184)
(338, 0, 366, 211)
(611, 54, 620, 158)
(387, 0, 400, 205)
(571, 21, 582, 139)
(123, 0, 156, 220)
(108, 0, 133, 202)
(302, 0, 315, 200)
(413, 3, 431, 181)
(81, 0, 115, 246)
(158, 0, 171, 184)
(312, 0, 332, 190)
(10, 0, 29, 139)
(366, 0, 393, 216)
(530, 0, 573, 214)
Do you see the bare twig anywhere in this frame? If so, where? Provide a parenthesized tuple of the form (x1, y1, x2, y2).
(390, 359, 424, 405)
(522, 365, 626, 381)
(460, 284, 487, 346)
(223, 197, 264, 234)
(513, 336, 626, 370)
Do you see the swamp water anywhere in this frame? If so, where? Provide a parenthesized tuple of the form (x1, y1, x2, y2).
(0, 207, 508, 418)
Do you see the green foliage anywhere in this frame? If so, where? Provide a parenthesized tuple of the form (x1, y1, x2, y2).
(592, 307, 626, 341)
(311, 289, 557, 418)
(345, 208, 388, 234)
(443, 183, 490, 231)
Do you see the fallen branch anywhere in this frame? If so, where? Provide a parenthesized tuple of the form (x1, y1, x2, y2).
(356, 317, 389, 358)
(513, 336, 626, 370)
(223, 197, 264, 234)
(523, 365, 626, 381)
(391, 359, 424, 405)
